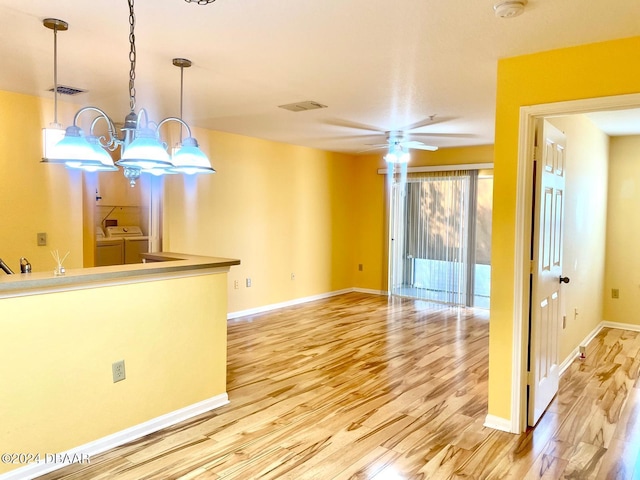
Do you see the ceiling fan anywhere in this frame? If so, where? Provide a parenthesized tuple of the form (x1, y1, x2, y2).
(364, 131, 438, 164)
(325, 115, 472, 163)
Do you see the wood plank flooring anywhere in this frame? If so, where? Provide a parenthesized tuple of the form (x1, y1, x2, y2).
(35, 292, 640, 479)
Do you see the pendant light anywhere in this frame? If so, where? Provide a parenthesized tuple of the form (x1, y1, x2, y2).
(42, 19, 118, 171)
(170, 58, 216, 175)
(49, 0, 213, 186)
(41, 18, 69, 163)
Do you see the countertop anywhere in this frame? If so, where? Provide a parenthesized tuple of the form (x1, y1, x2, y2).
(0, 252, 240, 299)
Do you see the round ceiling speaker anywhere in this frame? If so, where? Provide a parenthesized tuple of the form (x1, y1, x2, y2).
(494, 0, 528, 18)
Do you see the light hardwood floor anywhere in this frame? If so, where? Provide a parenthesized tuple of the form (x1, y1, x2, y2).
(37, 292, 640, 479)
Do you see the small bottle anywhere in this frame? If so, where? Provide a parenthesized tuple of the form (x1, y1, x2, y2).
(20, 257, 32, 274)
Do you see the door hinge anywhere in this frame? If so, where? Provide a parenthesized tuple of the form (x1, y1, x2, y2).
(527, 371, 534, 386)
(530, 260, 535, 275)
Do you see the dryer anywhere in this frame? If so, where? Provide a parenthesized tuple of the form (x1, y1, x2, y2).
(105, 226, 149, 264)
(95, 227, 124, 266)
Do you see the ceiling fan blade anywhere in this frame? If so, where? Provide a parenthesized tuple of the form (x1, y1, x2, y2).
(402, 140, 430, 147)
(357, 145, 388, 153)
(400, 116, 457, 132)
(323, 118, 384, 134)
(409, 132, 477, 138)
(408, 144, 439, 151)
(315, 134, 383, 142)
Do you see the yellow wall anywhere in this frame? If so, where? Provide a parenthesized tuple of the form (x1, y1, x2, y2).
(0, 272, 228, 475)
(548, 115, 609, 362)
(163, 129, 357, 313)
(604, 135, 640, 324)
(405, 145, 495, 168)
(163, 139, 493, 312)
(490, 36, 640, 420)
(0, 91, 84, 272)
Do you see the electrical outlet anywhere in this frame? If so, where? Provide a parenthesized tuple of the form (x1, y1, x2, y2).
(291, 273, 295, 280)
(112, 360, 126, 383)
(37, 232, 47, 246)
(612, 288, 620, 299)
(234, 280, 239, 289)
(358, 264, 363, 271)
(562, 315, 566, 329)
(246, 278, 251, 287)
(579, 345, 586, 356)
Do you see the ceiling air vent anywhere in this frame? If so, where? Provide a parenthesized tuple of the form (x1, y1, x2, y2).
(278, 100, 327, 112)
(48, 85, 86, 96)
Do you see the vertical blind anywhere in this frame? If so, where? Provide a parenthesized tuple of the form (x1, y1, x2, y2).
(389, 170, 478, 306)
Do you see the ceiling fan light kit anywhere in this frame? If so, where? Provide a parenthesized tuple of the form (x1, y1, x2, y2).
(384, 149, 410, 164)
(493, 0, 528, 18)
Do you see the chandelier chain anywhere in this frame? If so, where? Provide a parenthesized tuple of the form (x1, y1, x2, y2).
(128, 0, 136, 112)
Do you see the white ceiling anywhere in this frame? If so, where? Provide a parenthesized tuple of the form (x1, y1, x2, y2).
(586, 108, 640, 136)
(1, 0, 640, 154)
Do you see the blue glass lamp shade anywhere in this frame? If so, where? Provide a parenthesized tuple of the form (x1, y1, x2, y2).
(50, 125, 107, 168)
(117, 127, 173, 170)
(66, 135, 118, 172)
(171, 137, 215, 174)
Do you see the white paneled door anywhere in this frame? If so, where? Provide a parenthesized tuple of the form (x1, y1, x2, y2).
(528, 120, 567, 427)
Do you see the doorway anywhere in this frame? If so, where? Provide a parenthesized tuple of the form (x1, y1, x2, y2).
(512, 93, 640, 432)
(82, 171, 162, 267)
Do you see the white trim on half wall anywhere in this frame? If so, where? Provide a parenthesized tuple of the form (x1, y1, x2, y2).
(0, 393, 229, 480)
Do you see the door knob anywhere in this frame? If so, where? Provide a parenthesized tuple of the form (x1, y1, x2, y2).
(559, 276, 570, 284)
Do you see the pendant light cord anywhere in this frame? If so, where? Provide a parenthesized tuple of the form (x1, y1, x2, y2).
(128, 0, 136, 112)
(53, 25, 59, 124)
(179, 64, 185, 142)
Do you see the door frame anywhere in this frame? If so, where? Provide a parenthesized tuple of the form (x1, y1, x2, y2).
(511, 92, 640, 433)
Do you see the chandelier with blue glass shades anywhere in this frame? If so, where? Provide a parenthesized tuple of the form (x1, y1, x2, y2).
(43, 0, 215, 187)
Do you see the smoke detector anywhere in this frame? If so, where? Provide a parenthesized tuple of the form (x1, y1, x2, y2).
(494, 0, 527, 18)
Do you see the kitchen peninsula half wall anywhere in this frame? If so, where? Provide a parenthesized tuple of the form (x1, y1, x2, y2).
(0, 253, 239, 479)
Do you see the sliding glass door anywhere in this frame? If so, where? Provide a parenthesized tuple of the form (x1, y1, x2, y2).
(389, 168, 492, 307)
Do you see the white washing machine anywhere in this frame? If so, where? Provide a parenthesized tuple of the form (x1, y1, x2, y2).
(95, 227, 124, 266)
(106, 226, 149, 264)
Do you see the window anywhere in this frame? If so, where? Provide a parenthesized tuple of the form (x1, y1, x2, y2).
(389, 168, 492, 307)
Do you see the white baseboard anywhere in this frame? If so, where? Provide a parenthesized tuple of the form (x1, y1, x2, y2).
(558, 320, 640, 377)
(601, 320, 640, 332)
(227, 288, 386, 320)
(353, 287, 388, 295)
(559, 348, 581, 376)
(493, 320, 640, 435)
(483, 414, 513, 433)
(559, 322, 604, 375)
(0, 393, 229, 480)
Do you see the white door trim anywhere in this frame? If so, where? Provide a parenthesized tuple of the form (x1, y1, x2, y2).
(511, 92, 640, 433)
